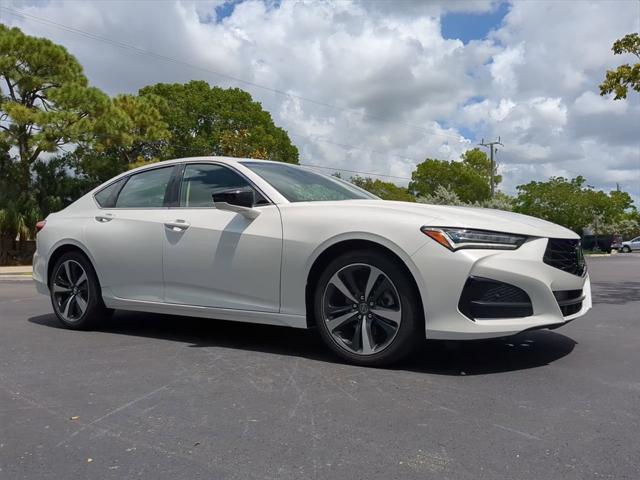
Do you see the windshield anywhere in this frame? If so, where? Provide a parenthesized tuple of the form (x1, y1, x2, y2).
(242, 161, 377, 202)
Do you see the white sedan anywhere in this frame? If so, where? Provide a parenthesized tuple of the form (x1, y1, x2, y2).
(33, 157, 592, 366)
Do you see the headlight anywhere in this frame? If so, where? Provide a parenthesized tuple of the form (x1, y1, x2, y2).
(421, 227, 527, 251)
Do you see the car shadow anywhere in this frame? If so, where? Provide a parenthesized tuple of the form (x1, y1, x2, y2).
(28, 311, 577, 376)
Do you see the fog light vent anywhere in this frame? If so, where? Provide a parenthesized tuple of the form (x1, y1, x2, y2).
(458, 277, 533, 320)
(553, 289, 584, 317)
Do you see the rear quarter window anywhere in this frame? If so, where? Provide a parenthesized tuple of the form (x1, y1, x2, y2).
(94, 178, 126, 208)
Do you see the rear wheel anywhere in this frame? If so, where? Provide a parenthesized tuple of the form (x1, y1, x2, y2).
(313, 250, 421, 366)
(50, 252, 109, 330)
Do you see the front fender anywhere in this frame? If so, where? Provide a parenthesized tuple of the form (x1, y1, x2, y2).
(304, 231, 429, 296)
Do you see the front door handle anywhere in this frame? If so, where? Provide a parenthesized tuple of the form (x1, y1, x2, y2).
(95, 214, 114, 223)
(164, 220, 190, 232)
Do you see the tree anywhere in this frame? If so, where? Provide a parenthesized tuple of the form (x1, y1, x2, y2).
(409, 149, 500, 203)
(0, 26, 170, 263)
(0, 25, 114, 192)
(218, 129, 269, 160)
(69, 93, 170, 184)
(0, 25, 114, 261)
(600, 33, 640, 100)
(513, 176, 637, 234)
(417, 185, 513, 211)
(139, 81, 299, 164)
(31, 157, 89, 216)
(409, 158, 490, 203)
(417, 185, 465, 206)
(514, 176, 592, 233)
(349, 175, 415, 202)
(477, 192, 513, 211)
(460, 148, 501, 192)
(604, 214, 640, 239)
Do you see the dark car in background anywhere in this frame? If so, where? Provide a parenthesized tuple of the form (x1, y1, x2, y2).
(611, 234, 623, 251)
(581, 234, 613, 253)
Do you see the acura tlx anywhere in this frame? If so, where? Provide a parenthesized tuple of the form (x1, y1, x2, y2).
(33, 157, 591, 366)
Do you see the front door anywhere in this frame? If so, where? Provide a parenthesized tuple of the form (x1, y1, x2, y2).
(162, 163, 282, 312)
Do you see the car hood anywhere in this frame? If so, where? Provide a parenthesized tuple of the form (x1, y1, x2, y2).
(310, 200, 579, 239)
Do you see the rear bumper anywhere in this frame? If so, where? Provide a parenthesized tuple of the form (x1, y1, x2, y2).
(32, 251, 49, 296)
(411, 237, 592, 340)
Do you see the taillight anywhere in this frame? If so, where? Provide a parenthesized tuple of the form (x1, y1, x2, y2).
(35, 220, 46, 233)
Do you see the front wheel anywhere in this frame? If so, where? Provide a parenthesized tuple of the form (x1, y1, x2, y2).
(622, 246, 631, 253)
(313, 250, 422, 367)
(49, 252, 110, 330)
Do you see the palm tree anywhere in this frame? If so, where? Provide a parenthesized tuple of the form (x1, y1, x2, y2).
(0, 201, 41, 265)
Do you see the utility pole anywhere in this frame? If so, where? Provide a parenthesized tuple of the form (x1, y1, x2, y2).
(478, 137, 503, 197)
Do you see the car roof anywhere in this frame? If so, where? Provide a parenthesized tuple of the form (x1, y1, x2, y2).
(125, 156, 285, 175)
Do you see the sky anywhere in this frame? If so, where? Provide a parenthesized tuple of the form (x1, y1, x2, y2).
(1, 0, 639, 202)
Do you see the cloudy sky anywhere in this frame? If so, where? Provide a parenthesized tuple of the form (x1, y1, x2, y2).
(2, 0, 639, 201)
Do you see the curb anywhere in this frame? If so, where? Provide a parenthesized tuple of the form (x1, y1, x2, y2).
(0, 274, 34, 281)
(0, 267, 33, 275)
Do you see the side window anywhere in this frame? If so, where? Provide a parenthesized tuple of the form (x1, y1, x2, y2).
(115, 167, 174, 208)
(94, 178, 126, 208)
(180, 164, 264, 207)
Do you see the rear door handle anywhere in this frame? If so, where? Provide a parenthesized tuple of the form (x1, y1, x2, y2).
(164, 220, 190, 232)
(95, 214, 114, 223)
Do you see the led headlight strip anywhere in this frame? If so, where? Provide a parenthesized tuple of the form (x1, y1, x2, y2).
(421, 227, 527, 251)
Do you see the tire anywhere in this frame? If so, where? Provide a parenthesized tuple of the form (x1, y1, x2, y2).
(622, 246, 631, 253)
(313, 250, 422, 367)
(49, 251, 110, 330)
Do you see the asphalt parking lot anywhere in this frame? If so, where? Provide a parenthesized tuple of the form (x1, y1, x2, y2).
(1, 255, 639, 479)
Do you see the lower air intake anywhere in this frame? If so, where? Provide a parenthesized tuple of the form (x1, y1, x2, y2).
(458, 277, 533, 320)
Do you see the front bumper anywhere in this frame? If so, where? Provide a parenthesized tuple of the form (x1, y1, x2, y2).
(411, 237, 592, 340)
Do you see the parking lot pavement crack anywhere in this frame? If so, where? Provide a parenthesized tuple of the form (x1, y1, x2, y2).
(1, 385, 66, 420)
(55, 381, 176, 448)
(491, 423, 542, 441)
(284, 358, 307, 420)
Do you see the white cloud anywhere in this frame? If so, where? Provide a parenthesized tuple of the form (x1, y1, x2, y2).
(490, 43, 524, 93)
(3, 0, 639, 203)
(573, 91, 628, 116)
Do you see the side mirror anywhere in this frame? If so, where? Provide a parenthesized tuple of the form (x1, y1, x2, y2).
(212, 188, 261, 220)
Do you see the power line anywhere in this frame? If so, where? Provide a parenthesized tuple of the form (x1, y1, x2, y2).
(0, 6, 469, 144)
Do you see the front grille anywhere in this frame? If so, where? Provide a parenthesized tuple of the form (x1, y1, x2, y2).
(553, 289, 584, 316)
(458, 277, 533, 320)
(543, 239, 586, 277)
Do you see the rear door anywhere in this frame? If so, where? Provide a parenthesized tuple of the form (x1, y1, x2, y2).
(162, 162, 282, 312)
(84, 165, 178, 302)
